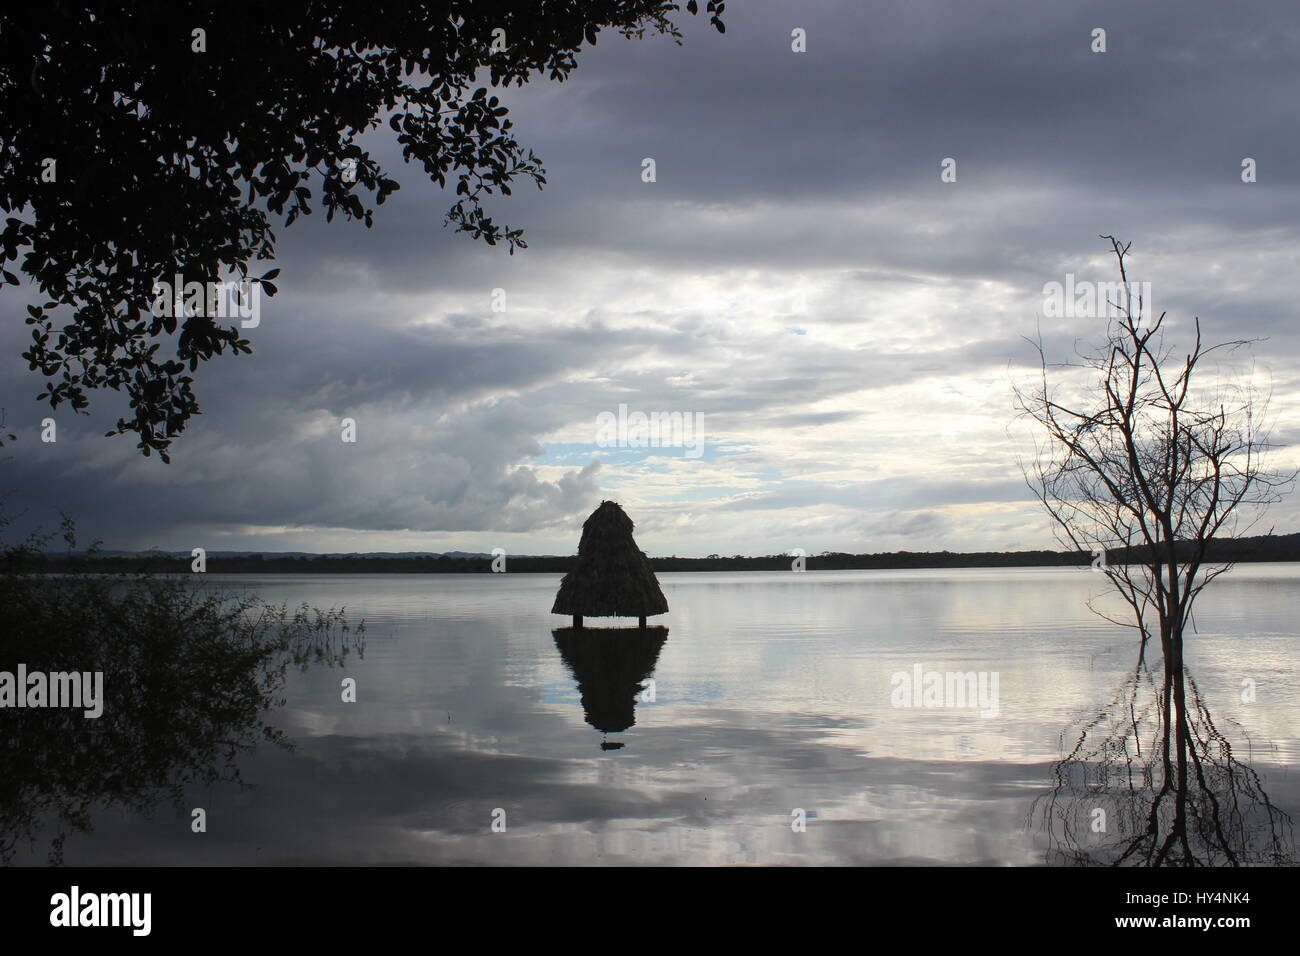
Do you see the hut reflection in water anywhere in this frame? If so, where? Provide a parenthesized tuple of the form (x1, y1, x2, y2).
(552, 626, 668, 750)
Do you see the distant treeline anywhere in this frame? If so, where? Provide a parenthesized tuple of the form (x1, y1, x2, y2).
(15, 532, 1300, 574)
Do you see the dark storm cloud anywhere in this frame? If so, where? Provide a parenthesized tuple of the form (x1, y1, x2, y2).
(251, 0, 1300, 283)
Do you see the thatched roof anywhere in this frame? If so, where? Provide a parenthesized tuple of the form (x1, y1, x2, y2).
(551, 501, 669, 618)
(552, 626, 668, 734)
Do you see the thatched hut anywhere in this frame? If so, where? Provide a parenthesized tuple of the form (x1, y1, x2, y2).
(551, 501, 668, 628)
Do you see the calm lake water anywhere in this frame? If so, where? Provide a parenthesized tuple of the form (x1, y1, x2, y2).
(10, 565, 1300, 865)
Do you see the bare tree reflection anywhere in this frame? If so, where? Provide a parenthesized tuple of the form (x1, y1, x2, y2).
(1034, 651, 1293, 866)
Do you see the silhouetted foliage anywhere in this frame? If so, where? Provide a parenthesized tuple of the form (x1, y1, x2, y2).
(0, 516, 363, 864)
(0, 2, 724, 459)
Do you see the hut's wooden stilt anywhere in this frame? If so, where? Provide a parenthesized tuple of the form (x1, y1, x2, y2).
(573, 614, 583, 629)
(638, 615, 646, 628)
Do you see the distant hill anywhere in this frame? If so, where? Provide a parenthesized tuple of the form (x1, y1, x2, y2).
(17, 532, 1300, 574)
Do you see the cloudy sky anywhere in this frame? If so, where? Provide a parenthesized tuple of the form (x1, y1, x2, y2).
(4, 0, 1300, 557)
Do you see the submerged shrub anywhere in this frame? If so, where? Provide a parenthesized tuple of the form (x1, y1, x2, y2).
(0, 519, 362, 864)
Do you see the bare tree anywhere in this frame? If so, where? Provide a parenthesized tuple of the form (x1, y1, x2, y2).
(1015, 236, 1295, 863)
